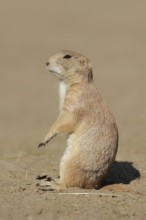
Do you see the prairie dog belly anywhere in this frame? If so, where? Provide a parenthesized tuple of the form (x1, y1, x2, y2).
(60, 134, 76, 165)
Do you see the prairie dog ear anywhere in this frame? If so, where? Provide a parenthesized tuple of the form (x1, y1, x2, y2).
(79, 57, 87, 66)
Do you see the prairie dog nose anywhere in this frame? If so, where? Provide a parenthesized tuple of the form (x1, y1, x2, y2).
(46, 61, 50, 66)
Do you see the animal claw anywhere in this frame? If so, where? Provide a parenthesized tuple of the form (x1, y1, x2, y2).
(38, 142, 45, 148)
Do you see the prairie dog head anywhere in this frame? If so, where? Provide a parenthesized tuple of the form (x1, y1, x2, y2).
(46, 50, 93, 82)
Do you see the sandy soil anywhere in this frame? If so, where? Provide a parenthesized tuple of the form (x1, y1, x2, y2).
(0, 1, 146, 219)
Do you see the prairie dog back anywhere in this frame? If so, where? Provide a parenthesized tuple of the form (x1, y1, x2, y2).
(38, 50, 118, 190)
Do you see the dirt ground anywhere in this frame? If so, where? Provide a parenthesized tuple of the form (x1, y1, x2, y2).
(0, 1, 146, 219)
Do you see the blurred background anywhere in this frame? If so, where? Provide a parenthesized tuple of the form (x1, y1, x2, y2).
(0, 0, 145, 161)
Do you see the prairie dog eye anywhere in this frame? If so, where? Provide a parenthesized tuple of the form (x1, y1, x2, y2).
(63, 54, 72, 59)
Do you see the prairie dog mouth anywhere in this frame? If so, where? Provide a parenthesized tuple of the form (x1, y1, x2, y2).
(46, 65, 62, 74)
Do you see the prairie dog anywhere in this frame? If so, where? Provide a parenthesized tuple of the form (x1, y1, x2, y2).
(38, 50, 118, 190)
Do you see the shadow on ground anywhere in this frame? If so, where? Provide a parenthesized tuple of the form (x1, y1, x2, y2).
(104, 161, 140, 186)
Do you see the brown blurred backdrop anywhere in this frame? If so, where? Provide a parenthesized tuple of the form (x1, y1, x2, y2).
(0, 0, 146, 160)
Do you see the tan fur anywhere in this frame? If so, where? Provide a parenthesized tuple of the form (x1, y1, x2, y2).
(38, 50, 118, 190)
